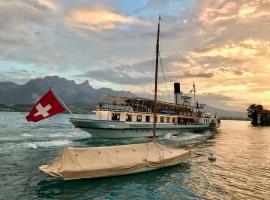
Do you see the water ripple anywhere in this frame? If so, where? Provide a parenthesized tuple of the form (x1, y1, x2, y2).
(1, 114, 270, 200)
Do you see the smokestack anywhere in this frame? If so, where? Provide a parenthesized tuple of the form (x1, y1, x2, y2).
(174, 83, 180, 104)
(174, 83, 180, 94)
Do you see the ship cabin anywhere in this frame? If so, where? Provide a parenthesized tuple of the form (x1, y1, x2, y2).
(94, 95, 197, 124)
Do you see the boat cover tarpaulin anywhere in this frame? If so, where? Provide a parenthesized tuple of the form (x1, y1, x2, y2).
(39, 142, 190, 180)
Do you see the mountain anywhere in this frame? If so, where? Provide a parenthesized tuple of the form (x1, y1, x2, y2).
(204, 105, 247, 119)
(0, 76, 247, 118)
(0, 81, 19, 92)
(0, 76, 135, 105)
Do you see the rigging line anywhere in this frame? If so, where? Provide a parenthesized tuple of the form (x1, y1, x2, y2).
(139, 49, 155, 100)
(147, 48, 157, 100)
(159, 50, 172, 103)
(159, 51, 166, 81)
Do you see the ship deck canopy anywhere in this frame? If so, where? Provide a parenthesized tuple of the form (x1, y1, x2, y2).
(101, 95, 193, 111)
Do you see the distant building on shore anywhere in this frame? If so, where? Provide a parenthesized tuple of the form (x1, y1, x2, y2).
(247, 104, 270, 126)
(257, 109, 270, 125)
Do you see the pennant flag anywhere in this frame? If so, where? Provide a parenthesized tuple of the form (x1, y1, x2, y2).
(26, 90, 65, 122)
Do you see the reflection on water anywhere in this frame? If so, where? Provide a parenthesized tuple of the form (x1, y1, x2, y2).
(36, 164, 192, 200)
(0, 112, 270, 199)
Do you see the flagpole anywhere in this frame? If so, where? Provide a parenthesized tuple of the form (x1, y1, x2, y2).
(50, 89, 75, 118)
(193, 82, 196, 113)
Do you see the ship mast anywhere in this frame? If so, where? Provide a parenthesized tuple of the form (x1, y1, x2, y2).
(153, 16, 161, 143)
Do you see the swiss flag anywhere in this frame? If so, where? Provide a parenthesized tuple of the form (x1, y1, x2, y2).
(26, 90, 65, 122)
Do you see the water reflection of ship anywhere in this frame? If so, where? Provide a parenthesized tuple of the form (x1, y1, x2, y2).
(70, 82, 220, 138)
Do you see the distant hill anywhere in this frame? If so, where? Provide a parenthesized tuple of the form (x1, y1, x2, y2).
(0, 81, 19, 92)
(204, 105, 247, 119)
(0, 76, 247, 118)
(0, 76, 135, 105)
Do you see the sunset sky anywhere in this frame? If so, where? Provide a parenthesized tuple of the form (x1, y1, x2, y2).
(0, 0, 270, 111)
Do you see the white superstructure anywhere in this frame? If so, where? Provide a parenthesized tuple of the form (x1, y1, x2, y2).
(70, 92, 220, 139)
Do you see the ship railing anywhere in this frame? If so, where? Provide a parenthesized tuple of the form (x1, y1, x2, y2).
(96, 104, 197, 117)
(96, 104, 134, 112)
(96, 103, 152, 113)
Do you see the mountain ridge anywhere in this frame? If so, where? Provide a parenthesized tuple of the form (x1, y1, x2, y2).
(0, 76, 135, 105)
(0, 76, 246, 118)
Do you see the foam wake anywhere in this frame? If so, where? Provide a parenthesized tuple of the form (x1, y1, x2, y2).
(25, 140, 73, 149)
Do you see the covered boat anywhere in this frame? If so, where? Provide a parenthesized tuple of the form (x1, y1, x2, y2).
(39, 142, 190, 180)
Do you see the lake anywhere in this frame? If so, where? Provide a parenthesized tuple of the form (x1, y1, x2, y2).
(0, 112, 270, 199)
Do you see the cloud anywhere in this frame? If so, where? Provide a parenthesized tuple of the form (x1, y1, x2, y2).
(238, 3, 257, 18)
(198, 1, 270, 25)
(216, 66, 243, 76)
(76, 56, 159, 86)
(198, 93, 235, 102)
(0, 68, 57, 84)
(191, 39, 270, 59)
(66, 6, 151, 32)
(168, 71, 214, 80)
(76, 53, 216, 87)
(78, 68, 152, 85)
(196, 93, 244, 111)
(38, 0, 57, 10)
(199, 2, 238, 24)
(0, 0, 59, 63)
(1, 0, 270, 110)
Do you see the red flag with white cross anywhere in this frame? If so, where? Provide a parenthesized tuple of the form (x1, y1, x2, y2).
(26, 90, 65, 122)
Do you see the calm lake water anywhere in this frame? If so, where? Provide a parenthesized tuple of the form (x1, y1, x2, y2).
(1, 112, 270, 200)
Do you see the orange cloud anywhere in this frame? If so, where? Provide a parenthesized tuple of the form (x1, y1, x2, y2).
(191, 39, 270, 59)
(238, 4, 257, 18)
(198, 1, 270, 24)
(198, 1, 237, 24)
(66, 6, 151, 32)
(38, 0, 57, 10)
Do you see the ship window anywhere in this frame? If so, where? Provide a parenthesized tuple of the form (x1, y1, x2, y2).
(160, 116, 164, 123)
(137, 115, 142, 122)
(146, 115, 150, 122)
(166, 117, 170, 123)
(126, 114, 132, 122)
(112, 113, 120, 121)
(172, 117, 176, 123)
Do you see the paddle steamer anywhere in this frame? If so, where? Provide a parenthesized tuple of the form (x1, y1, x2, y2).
(70, 84, 220, 138)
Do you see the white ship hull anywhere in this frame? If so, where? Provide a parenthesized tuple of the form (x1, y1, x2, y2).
(70, 118, 217, 139)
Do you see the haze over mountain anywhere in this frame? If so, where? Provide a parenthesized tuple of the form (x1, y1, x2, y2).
(203, 105, 246, 119)
(0, 76, 134, 105)
(0, 76, 246, 118)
